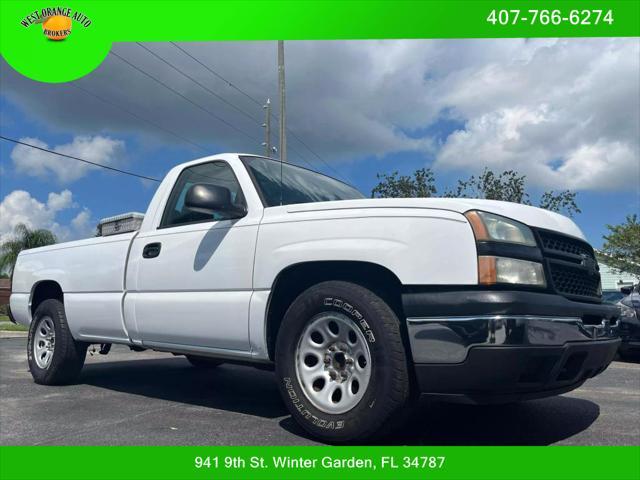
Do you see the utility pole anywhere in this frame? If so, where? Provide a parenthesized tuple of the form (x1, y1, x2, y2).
(277, 40, 287, 163)
(262, 98, 272, 157)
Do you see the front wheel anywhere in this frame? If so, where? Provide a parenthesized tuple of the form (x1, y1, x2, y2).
(27, 299, 87, 385)
(275, 281, 411, 443)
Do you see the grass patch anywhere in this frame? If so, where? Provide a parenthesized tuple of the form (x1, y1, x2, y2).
(0, 315, 28, 331)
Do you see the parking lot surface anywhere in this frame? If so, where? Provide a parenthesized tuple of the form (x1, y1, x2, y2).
(1, 337, 638, 445)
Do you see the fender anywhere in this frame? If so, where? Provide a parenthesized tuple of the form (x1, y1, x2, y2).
(253, 206, 479, 289)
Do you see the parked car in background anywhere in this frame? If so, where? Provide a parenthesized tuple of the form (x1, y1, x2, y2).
(602, 290, 627, 305)
(618, 285, 640, 360)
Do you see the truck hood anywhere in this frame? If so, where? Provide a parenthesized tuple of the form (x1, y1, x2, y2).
(286, 198, 586, 241)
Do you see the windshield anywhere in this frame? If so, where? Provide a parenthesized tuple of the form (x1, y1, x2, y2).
(241, 156, 365, 207)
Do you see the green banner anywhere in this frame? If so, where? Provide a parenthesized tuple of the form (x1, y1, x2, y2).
(1, 2, 638, 479)
(1, 446, 639, 480)
(1, 0, 639, 82)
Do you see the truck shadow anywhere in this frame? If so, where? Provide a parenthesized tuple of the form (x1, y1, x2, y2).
(81, 357, 288, 420)
(280, 396, 600, 445)
(193, 225, 232, 271)
(81, 357, 600, 445)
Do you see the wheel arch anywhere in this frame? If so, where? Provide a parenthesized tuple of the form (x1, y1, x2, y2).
(265, 260, 405, 360)
(30, 280, 64, 316)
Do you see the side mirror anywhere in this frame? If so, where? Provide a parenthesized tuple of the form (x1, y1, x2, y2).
(184, 184, 247, 218)
(620, 286, 632, 295)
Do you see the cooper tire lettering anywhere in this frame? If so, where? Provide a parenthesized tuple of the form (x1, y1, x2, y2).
(323, 296, 376, 343)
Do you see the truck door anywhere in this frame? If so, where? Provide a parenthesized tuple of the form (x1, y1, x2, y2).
(127, 160, 259, 353)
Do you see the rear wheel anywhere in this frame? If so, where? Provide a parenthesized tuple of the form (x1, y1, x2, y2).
(186, 355, 223, 369)
(275, 281, 411, 443)
(27, 299, 87, 385)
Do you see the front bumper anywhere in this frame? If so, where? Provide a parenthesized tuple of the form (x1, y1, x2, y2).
(404, 290, 620, 403)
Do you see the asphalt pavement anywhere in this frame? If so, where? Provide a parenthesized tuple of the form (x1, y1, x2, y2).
(1, 337, 638, 445)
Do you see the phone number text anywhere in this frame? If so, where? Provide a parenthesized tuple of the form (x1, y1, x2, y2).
(487, 9, 614, 26)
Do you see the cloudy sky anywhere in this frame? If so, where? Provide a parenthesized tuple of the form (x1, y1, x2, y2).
(1, 38, 639, 245)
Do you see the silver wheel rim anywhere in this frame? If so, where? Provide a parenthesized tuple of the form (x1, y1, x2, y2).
(33, 316, 55, 369)
(295, 312, 372, 415)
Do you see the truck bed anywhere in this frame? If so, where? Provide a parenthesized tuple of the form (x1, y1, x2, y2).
(10, 232, 136, 343)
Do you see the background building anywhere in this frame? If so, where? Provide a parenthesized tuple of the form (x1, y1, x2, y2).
(0, 279, 10, 307)
(598, 257, 639, 291)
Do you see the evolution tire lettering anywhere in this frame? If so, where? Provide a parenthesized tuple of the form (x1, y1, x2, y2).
(323, 297, 376, 343)
(283, 377, 345, 430)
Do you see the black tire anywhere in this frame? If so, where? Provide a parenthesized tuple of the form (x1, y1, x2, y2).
(27, 299, 88, 385)
(186, 355, 223, 369)
(275, 281, 411, 443)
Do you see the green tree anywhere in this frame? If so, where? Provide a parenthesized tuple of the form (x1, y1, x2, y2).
(0, 224, 57, 276)
(445, 168, 580, 217)
(600, 215, 640, 276)
(371, 168, 437, 198)
(539, 190, 581, 216)
(444, 169, 530, 203)
(372, 167, 580, 217)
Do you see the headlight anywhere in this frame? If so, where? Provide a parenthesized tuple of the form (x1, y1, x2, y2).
(466, 211, 537, 246)
(479, 256, 546, 287)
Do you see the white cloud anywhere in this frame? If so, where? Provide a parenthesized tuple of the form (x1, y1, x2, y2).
(1, 38, 638, 190)
(432, 38, 640, 191)
(46, 190, 74, 210)
(555, 141, 638, 190)
(70, 208, 93, 236)
(10, 135, 125, 183)
(0, 190, 94, 243)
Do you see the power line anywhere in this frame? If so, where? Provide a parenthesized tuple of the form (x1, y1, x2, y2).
(69, 82, 208, 153)
(288, 133, 345, 181)
(170, 42, 264, 108)
(109, 50, 263, 145)
(168, 42, 347, 181)
(138, 43, 316, 171)
(287, 148, 317, 170)
(103, 45, 341, 179)
(136, 43, 263, 127)
(0, 135, 161, 182)
(71, 64, 312, 171)
(142, 43, 322, 172)
(169, 41, 287, 154)
(80, 51, 315, 172)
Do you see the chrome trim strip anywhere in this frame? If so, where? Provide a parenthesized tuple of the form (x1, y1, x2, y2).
(407, 315, 580, 325)
(62, 288, 269, 294)
(143, 341, 254, 361)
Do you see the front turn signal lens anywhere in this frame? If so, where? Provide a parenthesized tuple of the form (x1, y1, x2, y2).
(478, 256, 546, 287)
(478, 256, 497, 284)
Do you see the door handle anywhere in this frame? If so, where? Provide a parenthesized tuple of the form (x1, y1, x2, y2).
(142, 243, 161, 259)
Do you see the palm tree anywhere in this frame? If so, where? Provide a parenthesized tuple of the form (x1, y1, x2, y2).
(0, 224, 57, 276)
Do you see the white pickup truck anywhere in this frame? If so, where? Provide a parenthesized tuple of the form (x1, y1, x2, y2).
(9, 153, 620, 442)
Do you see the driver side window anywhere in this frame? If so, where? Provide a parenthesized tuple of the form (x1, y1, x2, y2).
(160, 161, 246, 228)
